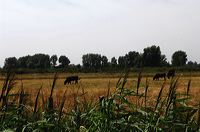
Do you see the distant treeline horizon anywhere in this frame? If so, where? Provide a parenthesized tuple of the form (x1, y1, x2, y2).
(1, 45, 200, 73)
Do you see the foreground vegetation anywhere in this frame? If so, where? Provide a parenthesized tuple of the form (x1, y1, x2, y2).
(0, 71, 200, 132)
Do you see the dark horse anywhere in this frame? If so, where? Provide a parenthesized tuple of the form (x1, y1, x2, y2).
(167, 69, 175, 79)
(153, 73, 166, 81)
(64, 76, 80, 85)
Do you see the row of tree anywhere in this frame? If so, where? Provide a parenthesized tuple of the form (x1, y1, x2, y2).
(81, 46, 190, 71)
(2, 45, 197, 72)
(3, 54, 70, 70)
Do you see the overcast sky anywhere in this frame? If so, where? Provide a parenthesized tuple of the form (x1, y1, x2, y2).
(0, 0, 200, 67)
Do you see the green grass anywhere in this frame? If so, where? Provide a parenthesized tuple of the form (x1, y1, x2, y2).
(0, 71, 200, 132)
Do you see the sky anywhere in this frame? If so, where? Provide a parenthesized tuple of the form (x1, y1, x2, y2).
(0, 0, 200, 67)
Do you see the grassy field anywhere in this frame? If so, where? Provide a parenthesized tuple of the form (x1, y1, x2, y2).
(0, 72, 200, 131)
(1, 72, 200, 110)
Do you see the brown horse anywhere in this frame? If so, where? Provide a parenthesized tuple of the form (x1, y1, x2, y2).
(64, 76, 80, 85)
(167, 69, 175, 79)
(153, 73, 166, 81)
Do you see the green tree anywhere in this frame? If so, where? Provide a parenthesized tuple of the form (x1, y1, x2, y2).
(118, 56, 127, 68)
(125, 51, 141, 68)
(187, 61, 197, 66)
(82, 54, 90, 69)
(82, 53, 102, 71)
(26, 54, 50, 69)
(17, 55, 31, 68)
(101, 55, 108, 68)
(171, 50, 187, 66)
(4, 57, 17, 69)
(111, 57, 117, 67)
(160, 55, 169, 67)
(59, 55, 70, 68)
(50, 55, 58, 68)
(142, 45, 164, 67)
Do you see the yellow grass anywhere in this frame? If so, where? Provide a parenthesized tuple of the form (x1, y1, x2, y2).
(0, 73, 200, 112)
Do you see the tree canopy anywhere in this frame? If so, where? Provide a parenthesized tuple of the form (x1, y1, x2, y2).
(172, 50, 187, 66)
(58, 55, 70, 68)
(4, 57, 17, 70)
(2, 45, 198, 73)
(50, 55, 58, 68)
(125, 51, 141, 68)
(142, 45, 166, 67)
(82, 53, 102, 71)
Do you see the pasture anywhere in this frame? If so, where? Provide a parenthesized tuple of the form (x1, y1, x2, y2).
(0, 72, 200, 131)
(1, 72, 200, 110)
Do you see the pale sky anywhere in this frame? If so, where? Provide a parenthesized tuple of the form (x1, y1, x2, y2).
(0, 0, 200, 67)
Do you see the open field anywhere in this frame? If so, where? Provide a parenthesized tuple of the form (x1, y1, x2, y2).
(1, 72, 200, 131)
(1, 72, 200, 111)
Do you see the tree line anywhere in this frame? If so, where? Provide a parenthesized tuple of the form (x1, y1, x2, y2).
(1, 45, 199, 73)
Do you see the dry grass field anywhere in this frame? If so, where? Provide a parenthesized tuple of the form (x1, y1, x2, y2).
(1, 72, 200, 131)
(0, 72, 200, 112)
